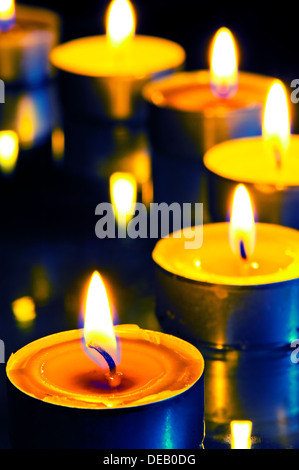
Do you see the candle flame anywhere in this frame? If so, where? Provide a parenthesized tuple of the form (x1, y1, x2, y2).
(0, 130, 19, 175)
(83, 271, 119, 369)
(262, 80, 290, 168)
(230, 420, 252, 449)
(106, 0, 136, 48)
(110, 172, 137, 226)
(11, 296, 36, 327)
(210, 27, 238, 98)
(229, 185, 256, 260)
(0, 0, 16, 31)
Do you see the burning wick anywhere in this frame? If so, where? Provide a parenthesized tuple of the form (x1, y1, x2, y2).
(88, 343, 123, 388)
(239, 240, 247, 260)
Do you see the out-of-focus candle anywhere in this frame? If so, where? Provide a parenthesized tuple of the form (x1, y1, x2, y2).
(0, 0, 16, 31)
(50, 0, 185, 121)
(204, 80, 299, 229)
(0, 1, 60, 86)
(7, 271, 204, 449)
(0, 130, 19, 174)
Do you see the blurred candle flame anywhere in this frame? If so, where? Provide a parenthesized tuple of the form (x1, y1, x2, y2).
(11, 296, 36, 329)
(106, 0, 136, 48)
(262, 80, 290, 168)
(16, 96, 37, 149)
(229, 185, 256, 260)
(110, 171, 137, 227)
(83, 271, 119, 369)
(230, 420, 252, 449)
(0, 0, 16, 31)
(210, 27, 238, 98)
(0, 130, 19, 174)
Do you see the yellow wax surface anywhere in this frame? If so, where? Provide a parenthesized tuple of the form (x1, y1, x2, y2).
(50, 35, 185, 77)
(143, 70, 272, 114)
(204, 135, 299, 186)
(153, 223, 299, 286)
(7, 325, 203, 409)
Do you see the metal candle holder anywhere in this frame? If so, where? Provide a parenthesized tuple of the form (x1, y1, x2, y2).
(0, 5, 61, 87)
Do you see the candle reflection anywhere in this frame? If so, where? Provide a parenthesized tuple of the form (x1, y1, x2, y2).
(229, 184, 256, 260)
(0, 130, 19, 174)
(230, 420, 252, 449)
(262, 80, 290, 168)
(11, 296, 36, 330)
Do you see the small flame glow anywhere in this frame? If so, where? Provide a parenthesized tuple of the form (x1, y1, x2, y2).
(106, 0, 136, 48)
(16, 96, 37, 149)
(11, 296, 36, 325)
(229, 185, 256, 260)
(0, 0, 16, 31)
(231, 420, 252, 449)
(262, 80, 290, 168)
(110, 172, 137, 226)
(83, 271, 119, 369)
(210, 27, 238, 98)
(0, 130, 19, 175)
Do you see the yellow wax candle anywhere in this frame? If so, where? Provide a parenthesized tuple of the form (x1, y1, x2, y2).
(7, 271, 204, 449)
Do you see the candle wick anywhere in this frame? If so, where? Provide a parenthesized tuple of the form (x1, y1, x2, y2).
(273, 145, 282, 169)
(88, 344, 123, 388)
(239, 240, 247, 260)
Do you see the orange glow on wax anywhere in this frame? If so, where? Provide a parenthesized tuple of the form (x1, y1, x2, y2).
(83, 271, 119, 371)
(229, 184, 256, 260)
(262, 80, 290, 168)
(210, 27, 238, 99)
(106, 0, 136, 48)
(0, 0, 16, 31)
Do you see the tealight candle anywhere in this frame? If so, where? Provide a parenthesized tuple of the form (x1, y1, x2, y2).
(204, 80, 299, 229)
(153, 185, 299, 347)
(142, 27, 274, 216)
(0, 1, 60, 86)
(0, 84, 59, 167)
(50, 0, 185, 121)
(152, 185, 299, 444)
(7, 271, 204, 449)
